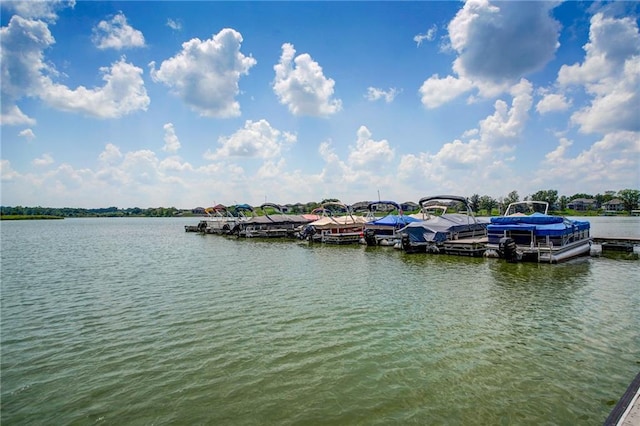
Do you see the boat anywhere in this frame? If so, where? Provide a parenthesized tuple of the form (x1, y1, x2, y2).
(298, 202, 370, 244)
(184, 204, 247, 234)
(484, 201, 591, 263)
(399, 195, 490, 256)
(231, 203, 318, 238)
(362, 201, 422, 247)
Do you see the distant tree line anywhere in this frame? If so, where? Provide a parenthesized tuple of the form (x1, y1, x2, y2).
(468, 188, 640, 215)
(0, 206, 181, 218)
(1, 188, 638, 218)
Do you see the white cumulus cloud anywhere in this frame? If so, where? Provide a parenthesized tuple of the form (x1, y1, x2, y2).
(400, 79, 533, 194)
(419, 1, 561, 109)
(419, 74, 474, 109)
(19, 128, 36, 140)
(539, 131, 640, 189)
(536, 92, 571, 114)
(558, 13, 640, 134)
(92, 11, 145, 50)
(273, 43, 342, 116)
(1, 14, 149, 124)
(205, 119, 296, 160)
(41, 57, 149, 118)
(348, 126, 395, 169)
(162, 123, 181, 153)
(32, 153, 54, 166)
(150, 28, 256, 118)
(448, 0, 560, 82)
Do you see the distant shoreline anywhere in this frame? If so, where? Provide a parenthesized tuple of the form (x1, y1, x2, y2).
(0, 215, 64, 220)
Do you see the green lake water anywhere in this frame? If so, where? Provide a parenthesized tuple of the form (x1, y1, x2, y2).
(1, 217, 639, 425)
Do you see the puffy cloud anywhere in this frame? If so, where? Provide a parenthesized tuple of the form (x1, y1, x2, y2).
(162, 123, 181, 153)
(448, 0, 560, 82)
(400, 79, 533, 195)
(558, 13, 639, 85)
(419, 1, 561, 108)
(558, 14, 640, 134)
(1, 0, 73, 21)
(478, 79, 533, 147)
(310, 127, 400, 199)
(205, 119, 296, 160)
(348, 126, 395, 169)
(273, 43, 342, 116)
(159, 156, 193, 172)
(99, 143, 123, 164)
(32, 153, 54, 166)
(19, 129, 36, 140)
(1, 14, 149, 125)
(544, 137, 572, 163)
(536, 92, 571, 114)
(0, 15, 54, 125)
(92, 12, 145, 50)
(365, 87, 400, 103)
(40, 57, 149, 118)
(150, 28, 256, 118)
(419, 74, 473, 108)
(539, 131, 640, 189)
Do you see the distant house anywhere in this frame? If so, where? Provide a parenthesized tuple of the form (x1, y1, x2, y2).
(350, 201, 370, 213)
(602, 199, 625, 212)
(400, 201, 420, 213)
(567, 198, 598, 211)
(284, 203, 306, 213)
(191, 207, 206, 215)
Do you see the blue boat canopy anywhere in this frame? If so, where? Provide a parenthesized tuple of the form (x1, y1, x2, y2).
(487, 218, 590, 237)
(369, 214, 421, 226)
(490, 212, 563, 225)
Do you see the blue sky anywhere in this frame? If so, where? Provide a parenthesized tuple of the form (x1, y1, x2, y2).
(1, 1, 639, 209)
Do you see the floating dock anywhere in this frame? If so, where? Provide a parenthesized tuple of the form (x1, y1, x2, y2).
(604, 371, 640, 426)
(592, 237, 640, 254)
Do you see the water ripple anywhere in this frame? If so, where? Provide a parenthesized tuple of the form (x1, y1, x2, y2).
(1, 218, 639, 424)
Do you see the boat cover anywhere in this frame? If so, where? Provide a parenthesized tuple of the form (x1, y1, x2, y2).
(245, 214, 314, 225)
(366, 214, 421, 227)
(400, 214, 489, 243)
(490, 212, 563, 225)
(487, 217, 590, 237)
(308, 215, 369, 229)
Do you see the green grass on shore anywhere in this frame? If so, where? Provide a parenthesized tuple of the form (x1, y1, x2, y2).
(0, 215, 64, 220)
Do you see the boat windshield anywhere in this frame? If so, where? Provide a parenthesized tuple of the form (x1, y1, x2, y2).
(505, 201, 549, 216)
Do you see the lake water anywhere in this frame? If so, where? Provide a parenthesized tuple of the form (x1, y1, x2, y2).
(1, 216, 639, 425)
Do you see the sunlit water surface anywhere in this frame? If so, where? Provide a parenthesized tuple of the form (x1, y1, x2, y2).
(1, 217, 638, 425)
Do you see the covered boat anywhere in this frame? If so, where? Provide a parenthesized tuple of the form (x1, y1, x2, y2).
(362, 201, 422, 246)
(231, 203, 318, 238)
(399, 195, 489, 256)
(485, 201, 591, 263)
(298, 202, 370, 244)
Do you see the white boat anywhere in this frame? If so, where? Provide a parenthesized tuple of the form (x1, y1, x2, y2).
(185, 205, 245, 234)
(484, 201, 591, 263)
